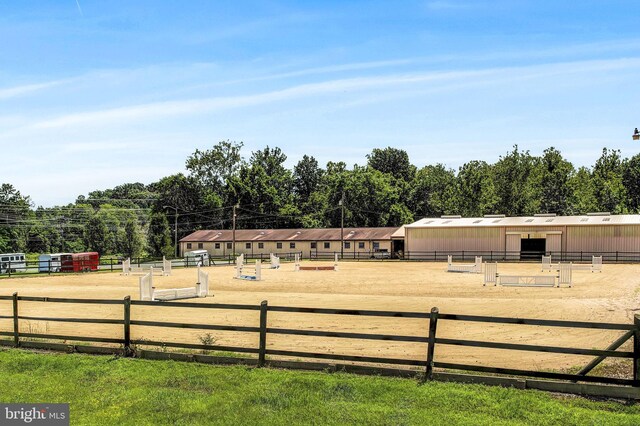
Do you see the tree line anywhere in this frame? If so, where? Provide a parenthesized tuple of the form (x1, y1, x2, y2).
(1, 142, 639, 258)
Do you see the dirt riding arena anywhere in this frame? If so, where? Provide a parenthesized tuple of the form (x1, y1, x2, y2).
(2, 260, 639, 371)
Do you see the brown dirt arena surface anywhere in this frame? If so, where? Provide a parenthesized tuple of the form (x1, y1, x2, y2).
(1, 260, 639, 372)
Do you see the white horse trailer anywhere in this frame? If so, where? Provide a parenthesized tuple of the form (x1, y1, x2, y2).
(38, 253, 72, 273)
(0, 253, 27, 274)
(184, 249, 210, 266)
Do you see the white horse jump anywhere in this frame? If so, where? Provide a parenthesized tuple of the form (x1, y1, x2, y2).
(483, 262, 498, 286)
(484, 262, 572, 288)
(541, 255, 558, 272)
(447, 255, 482, 273)
(571, 256, 603, 272)
(542, 255, 602, 273)
(269, 253, 280, 269)
(139, 266, 209, 301)
(294, 253, 338, 271)
(235, 256, 261, 281)
(123, 256, 172, 276)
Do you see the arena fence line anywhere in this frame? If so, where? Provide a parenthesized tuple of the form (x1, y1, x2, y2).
(3, 250, 640, 277)
(0, 293, 639, 399)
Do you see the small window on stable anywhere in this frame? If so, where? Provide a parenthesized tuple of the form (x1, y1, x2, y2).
(277, 242, 283, 249)
(246, 243, 251, 249)
(187, 243, 192, 249)
(258, 242, 264, 249)
(290, 242, 296, 249)
(226, 242, 232, 249)
(198, 243, 203, 249)
(358, 242, 365, 249)
(373, 242, 380, 250)
(324, 242, 330, 249)
(344, 242, 351, 249)
(311, 242, 317, 249)
(215, 243, 220, 249)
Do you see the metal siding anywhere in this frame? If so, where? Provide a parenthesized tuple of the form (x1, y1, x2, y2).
(566, 225, 640, 253)
(505, 234, 520, 260)
(546, 234, 562, 256)
(405, 227, 502, 252)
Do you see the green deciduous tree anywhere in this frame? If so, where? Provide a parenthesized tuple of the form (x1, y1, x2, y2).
(409, 164, 459, 217)
(366, 147, 416, 182)
(492, 146, 539, 216)
(592, 148, 627, 213)
(456, 161, 498, 217)
(147, 213, 173, 258)
(538, 147, 575, 215)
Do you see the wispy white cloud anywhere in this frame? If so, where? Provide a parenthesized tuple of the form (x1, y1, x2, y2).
(0, 80, 65, 100)
(30, 57, 640, 129)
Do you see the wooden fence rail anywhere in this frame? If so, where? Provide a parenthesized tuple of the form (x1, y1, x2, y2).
(0, 293, 639, 392)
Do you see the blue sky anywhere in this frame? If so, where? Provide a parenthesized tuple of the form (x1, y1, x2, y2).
(2, 1, 640, 206)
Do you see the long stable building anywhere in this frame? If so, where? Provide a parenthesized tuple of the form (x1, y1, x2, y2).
(180, 214, 640, 261)
(404, 213, 640, 261)
(180, 227, 402, 258)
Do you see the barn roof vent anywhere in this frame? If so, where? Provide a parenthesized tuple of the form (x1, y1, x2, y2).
(534, 213, 556, 217)
(587, 212, 611, 216)
(484, 214, 505, 218)
(441, 215, 462, 219)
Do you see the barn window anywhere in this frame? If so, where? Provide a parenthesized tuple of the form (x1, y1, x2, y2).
(311, 242, 317, 249)
(198, 243, 203, 249)
(373, 242, 380, 250)
(245, 243, 251, 249)
(258, 242, 264, 249)
(290, 242, 296, 249)
(358, 242, 365, 249)
(324, 242, 330, 249)
(344, 242, 351, 249)
(226, 242, 232, 249)
(277, 242, 283, 249)
(215, 243, 220, 249)
(187, 243, 192, 249)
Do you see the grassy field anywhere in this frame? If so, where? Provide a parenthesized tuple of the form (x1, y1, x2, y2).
(1, 349, 639, 425)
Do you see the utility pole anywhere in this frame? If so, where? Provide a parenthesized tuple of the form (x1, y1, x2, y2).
(232, 204, 239, 256)
(163, 206, 178, 257)
(339, 193, 344, 259)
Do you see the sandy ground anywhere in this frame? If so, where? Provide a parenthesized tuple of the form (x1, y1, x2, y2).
(1, 260, 639, 371)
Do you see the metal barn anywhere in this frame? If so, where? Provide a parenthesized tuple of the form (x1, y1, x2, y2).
(404, 214, 640, 262)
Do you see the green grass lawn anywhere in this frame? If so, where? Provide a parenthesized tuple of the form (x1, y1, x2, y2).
(0, 349, 639, 425)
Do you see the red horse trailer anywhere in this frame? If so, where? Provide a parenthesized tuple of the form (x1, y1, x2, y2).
(60, 252, 100, 272)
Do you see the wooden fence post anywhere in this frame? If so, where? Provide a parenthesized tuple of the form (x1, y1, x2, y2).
(634, 314, 640, 387)
(425, 307, 439, 381)
(124, 296, 131, 356)
(12, 292, 19, 347)
(258, 300, 268, 367)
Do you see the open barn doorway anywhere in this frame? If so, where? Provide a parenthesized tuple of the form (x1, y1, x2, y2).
(520, 237, 546, 260)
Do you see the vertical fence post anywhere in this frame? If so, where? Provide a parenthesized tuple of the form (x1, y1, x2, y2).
(12, 292, 19, 347)
(123, 296, 131, 356)
(634, 314, 640, 387)
(258, 300, 268, 367)
(425, 307, 439, 381)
